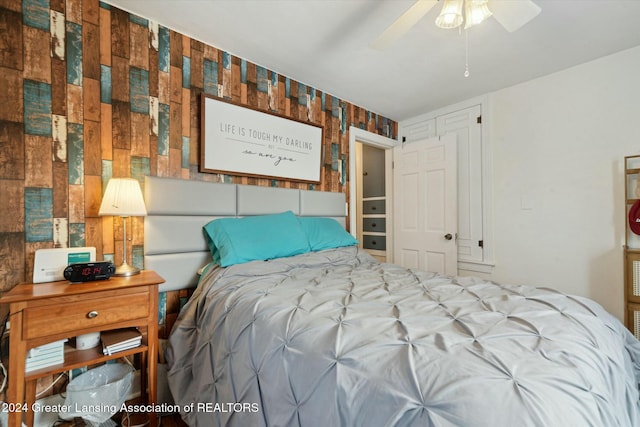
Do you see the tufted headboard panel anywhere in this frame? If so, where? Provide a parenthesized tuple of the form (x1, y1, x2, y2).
(143, 176, 347, 292)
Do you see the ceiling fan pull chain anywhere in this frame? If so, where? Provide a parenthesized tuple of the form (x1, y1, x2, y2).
(464, 28, 470, 77)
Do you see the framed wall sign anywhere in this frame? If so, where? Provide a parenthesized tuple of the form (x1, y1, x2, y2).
(200, 95, 323, 183)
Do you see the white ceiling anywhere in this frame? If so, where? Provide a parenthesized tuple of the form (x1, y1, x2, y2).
(106, 0, 640, 122)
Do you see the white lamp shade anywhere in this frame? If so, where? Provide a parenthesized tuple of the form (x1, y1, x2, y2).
(464, 1, 493, 29)
(435, 0, 464, 29)
(99, 178, 147, 217)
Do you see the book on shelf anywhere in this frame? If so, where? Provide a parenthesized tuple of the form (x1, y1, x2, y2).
(25, 339, 67, 372)
(101, 328, 142, 355)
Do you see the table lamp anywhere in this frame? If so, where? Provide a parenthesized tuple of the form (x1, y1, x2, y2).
(98, 178, 147, 276)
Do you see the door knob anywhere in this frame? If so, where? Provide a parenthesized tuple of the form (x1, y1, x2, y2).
(444, 233, 453, 240)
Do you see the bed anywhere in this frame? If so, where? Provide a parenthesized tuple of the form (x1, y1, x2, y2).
(144, 177, 640, 427)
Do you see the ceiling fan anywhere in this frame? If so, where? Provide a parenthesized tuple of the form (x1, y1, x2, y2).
(370, 0, 542, 51)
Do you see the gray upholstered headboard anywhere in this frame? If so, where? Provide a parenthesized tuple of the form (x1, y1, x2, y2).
(143, 176, 347, 292)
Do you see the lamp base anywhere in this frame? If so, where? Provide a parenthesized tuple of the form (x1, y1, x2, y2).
(113, 261, 141, 277)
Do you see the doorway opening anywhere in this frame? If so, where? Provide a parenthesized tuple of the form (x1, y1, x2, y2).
(356, 143, 387, 261)
(348, 127, 395, 263)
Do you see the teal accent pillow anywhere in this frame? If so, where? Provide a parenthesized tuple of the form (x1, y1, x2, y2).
(203, 211, 311, 267)
(297, 216, 358, 251)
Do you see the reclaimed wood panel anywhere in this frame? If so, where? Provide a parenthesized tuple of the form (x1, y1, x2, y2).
(100, 63, 111, 103)
(111, 100, 131, 149)
(83, 77, 100, 121)
(129, 20, 149, 69)
(169, 65, 181, 103)
(222, 54, 231, 99)
(66, 21, 82, 85)
(158, 25, 169, 72)
(69, 184, 85, 224)
(0, 68, 23, 122)
(169, 101, 181, 149)
(130, 66, 149, 113)
(149, 48, 159, 97)
(50, 9, 65, 61)
(0, 233, 25, 291)
(66, 83, 83, 124)
(25, 134, 52, 187)
(24, 79, 52, 135)
(49, 0, 64, 13)
(0, 121, 25, 179)
(82, 21, 100, 80)
(158, 102, 169, 155)
(51, 114, 66, 162)
(157, 153, 168, 177)
(25, 187, 52, 242)
(83, 119, 101, 175)
(51, 58, 67, 115)
(84, 217, 102, 258)
(182, 33, 190, 58)
(100, 103, 113, 159)
(110, 7, 129, 58)
(83, 0, 100, 25)
(169, 147, 181, 178)
(23, 26, 51, 83)
(203, 44, 218, 61)
(189, 91, 199, 165)
(84, 174, 102, 217)
(190, 49, 202, 89)
(181, 88, 190, 137)
(231, 61, 241, 101)
(149, 133, 158, 177)
(131, 215, 144, 246)
(111, 55, 129, 102)
(52, 161, 68, 218)
(101, 215, 114, 255)
(99, 6, 111, 66)
(158, 70, 170, 105)
(67, 123, 84, 184)
(22, 0, 49, 30)
(130, 112, 150, 157)
(65, 0, 83, 24)
(169, 30, 182, 68)
(112, 148, 130, 177)
(0, 8, 23, 69)
(0, 0, 20, 11)
(0, 179, 24, 232)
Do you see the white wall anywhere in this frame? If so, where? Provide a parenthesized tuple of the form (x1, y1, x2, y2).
(489, 45, 640, 321)
(411, 45, 640, 320)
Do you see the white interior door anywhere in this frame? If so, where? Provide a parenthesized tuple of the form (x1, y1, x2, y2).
(436, 105, 483, 263)
(393, 134, 457, 275)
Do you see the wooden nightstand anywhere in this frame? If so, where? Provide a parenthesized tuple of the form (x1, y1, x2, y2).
(0, 270, 164, 427)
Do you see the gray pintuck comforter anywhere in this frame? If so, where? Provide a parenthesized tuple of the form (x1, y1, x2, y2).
(167, 246, 640, 426)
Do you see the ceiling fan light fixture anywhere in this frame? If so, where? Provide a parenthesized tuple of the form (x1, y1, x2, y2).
(435, 0, 464, 29)
(464, 1, 493, 29)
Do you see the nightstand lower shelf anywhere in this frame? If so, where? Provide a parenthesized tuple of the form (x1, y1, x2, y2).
(25, 342, 149, 381)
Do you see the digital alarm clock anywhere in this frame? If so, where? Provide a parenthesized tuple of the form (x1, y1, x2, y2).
(64, 261, 116, 282)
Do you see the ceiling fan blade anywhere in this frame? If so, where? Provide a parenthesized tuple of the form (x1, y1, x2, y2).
(490, 0, 541, 32)
(370, 0, 439, 51)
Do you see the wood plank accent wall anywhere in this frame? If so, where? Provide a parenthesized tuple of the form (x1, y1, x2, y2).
(0, 0, 397, 338)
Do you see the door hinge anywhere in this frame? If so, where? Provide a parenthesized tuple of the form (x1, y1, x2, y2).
(478, 240, 484, 248)
(476, 115, 482, 124)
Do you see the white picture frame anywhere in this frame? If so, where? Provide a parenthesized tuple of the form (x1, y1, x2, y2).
(200, 95, 323, 183)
